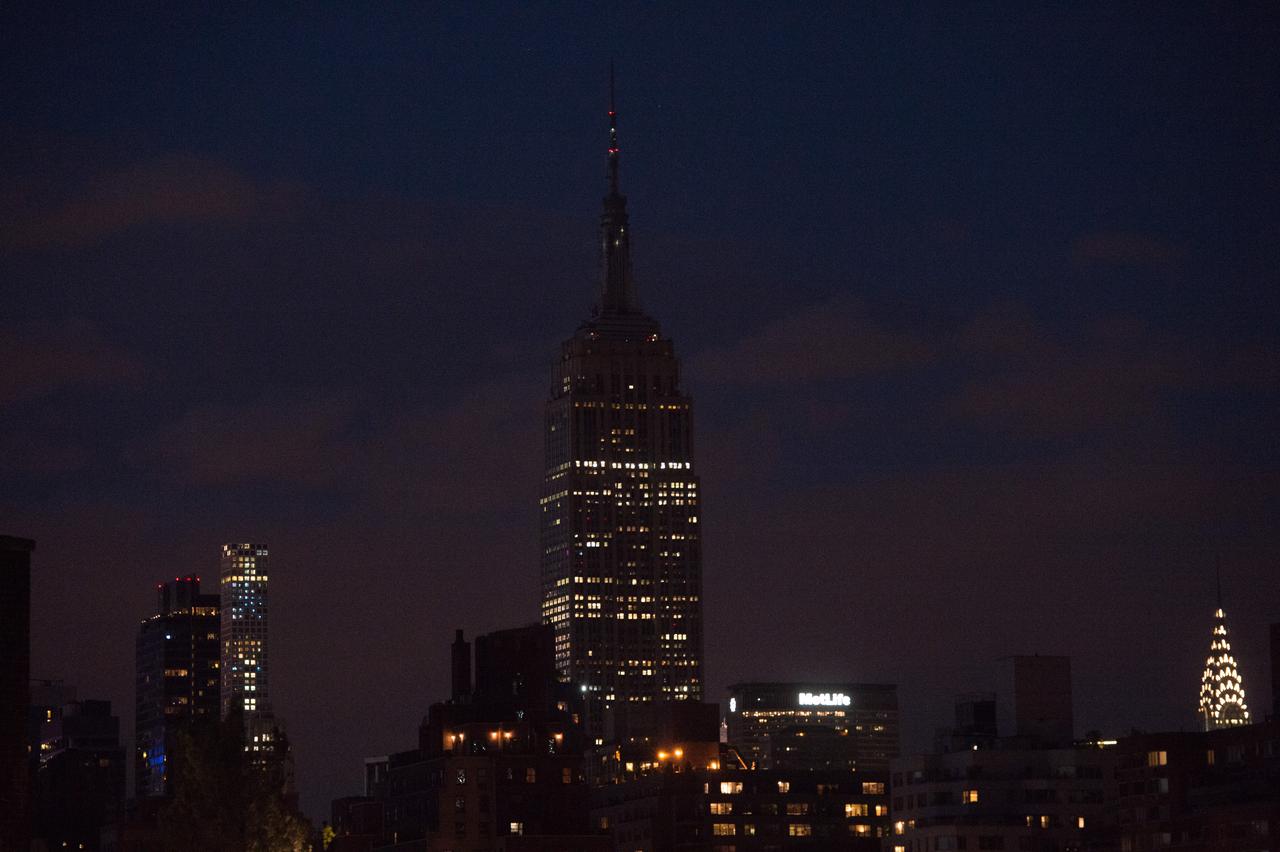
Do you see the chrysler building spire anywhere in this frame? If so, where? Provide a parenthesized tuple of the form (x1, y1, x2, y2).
(1198, 600, 1251, 731)
(600, 64, 637, 316)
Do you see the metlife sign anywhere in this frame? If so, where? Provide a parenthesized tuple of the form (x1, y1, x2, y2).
(797, 691, 852, 707)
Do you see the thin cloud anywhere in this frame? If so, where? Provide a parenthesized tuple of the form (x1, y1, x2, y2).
(2, 154, 298, 251)
(0, 319, 145, 404)
(691, 298, 936, 386)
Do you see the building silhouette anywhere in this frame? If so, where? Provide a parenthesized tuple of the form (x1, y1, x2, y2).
(135, 574, 221, 796)
(31, 694, 126, 851)
(0, 534, 35, 852)
(540, 76, 704, 744)
(329, 625, 606, 851)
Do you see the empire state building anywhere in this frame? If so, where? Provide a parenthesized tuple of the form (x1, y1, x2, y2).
(540, 87, 704, 740)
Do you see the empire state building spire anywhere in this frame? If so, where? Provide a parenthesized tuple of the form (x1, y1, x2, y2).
(600, 65, 637, 316)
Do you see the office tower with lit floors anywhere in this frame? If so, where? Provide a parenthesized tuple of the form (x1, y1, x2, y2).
(220, 543, 277, 754)
(540, 83, 704, 745)
(135, 575, 220, 796)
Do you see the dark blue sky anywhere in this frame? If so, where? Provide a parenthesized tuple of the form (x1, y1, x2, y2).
(4, 3, 1278, 821)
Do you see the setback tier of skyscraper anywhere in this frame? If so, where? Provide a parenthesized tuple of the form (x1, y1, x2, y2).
(540, 83, 704, 742)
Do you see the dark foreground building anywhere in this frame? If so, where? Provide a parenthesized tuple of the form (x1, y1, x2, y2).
(1114, 720, 1280, 852)
(135, 575, 221, 796)
(592, 763, 891, 851)
(892, 655, 1117, 852)
(540, 83, 704, 744)
(330, 625, 608, 852)
(32, 696, 128, 851)
(0, 535, 35, 852)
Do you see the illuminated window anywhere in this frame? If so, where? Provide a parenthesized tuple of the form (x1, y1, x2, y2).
(862, 781, 885, 795)
(712, 823, 736, 836)
(777, 781, 790, 793)
(846, 803, 867, 817)
(786, 803, 809, 815)
(963, 789, 979, 804)
(789, 823, 812, 837)
(1077, 816, 1086, 829)
(710, 803, 732, 815)
(525, 767, 536, 783)
(852, 824, 872, 837)
(875, 804, 888, 816)
(894, 820, 905, 835)
(1039, 815, 1050, 829)
(720, 781, 743, 795)
(1147, 750, 1168, 767)
(509, 822, 523, 835)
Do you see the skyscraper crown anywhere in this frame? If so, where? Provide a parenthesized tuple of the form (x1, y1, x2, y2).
(1198, 605, 1250, 730)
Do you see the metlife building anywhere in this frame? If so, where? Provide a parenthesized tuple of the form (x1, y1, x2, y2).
(725, 682, 900, 773)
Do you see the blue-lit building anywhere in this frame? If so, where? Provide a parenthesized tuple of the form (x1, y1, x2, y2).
(134, 575, 221, 796)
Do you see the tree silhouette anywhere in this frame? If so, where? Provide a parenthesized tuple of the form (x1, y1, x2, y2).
(157, 711, 310, 852)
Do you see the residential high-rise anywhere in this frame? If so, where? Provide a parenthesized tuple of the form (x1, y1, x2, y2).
(1, 534, 35, 852)
(220, 543, 270, 722)
(1198, 605, 1250, 730)
(540, 81, 703, 741)
(135, 575, 221, 796)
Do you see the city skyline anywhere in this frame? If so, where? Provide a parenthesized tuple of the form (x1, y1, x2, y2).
(5, 4, 1279, 825)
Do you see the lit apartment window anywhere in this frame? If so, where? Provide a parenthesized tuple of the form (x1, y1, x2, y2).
(712, 823, 736, 836)
(1040, 815, 1050, 829)
(894, 820, 906, 835)
(789, 823, 812, 837)
(720, 781, 743, 795)
(875, 804, 888, 816)
(1147, 750, 1168, 767)
(846, 803, 868, 817)
(777, 780, 790, 793)
(710, 803, 732, 815)
(862, 781, 885, 795)
(1077, 816, 1086, 829)
(963, 789, 979, 803)
(786, 803, 809, 816)
(509, 822, 523, 835)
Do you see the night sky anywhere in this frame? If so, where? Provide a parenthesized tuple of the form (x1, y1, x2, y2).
(4, 4, 1279, 822)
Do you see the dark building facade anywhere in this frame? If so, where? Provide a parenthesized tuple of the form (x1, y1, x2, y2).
(539, 88, 704, 742)
(330, 625, 603, 852)
(891, 744, 1116, 852)
(1113, 720, 1280, 852)
(997, 655, 1075, 747)
(592, 763, 891, 851)
(0, 534, 34, 852)
(1270, 622, 1279, 720)
(726, 683, 900, 773)
(32, 697, 128, 851)
(135, 575, 221, 796)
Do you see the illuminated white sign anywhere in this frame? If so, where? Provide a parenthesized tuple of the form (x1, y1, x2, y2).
(798, 691, 851, 707)
(729, 697, 737, 713)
